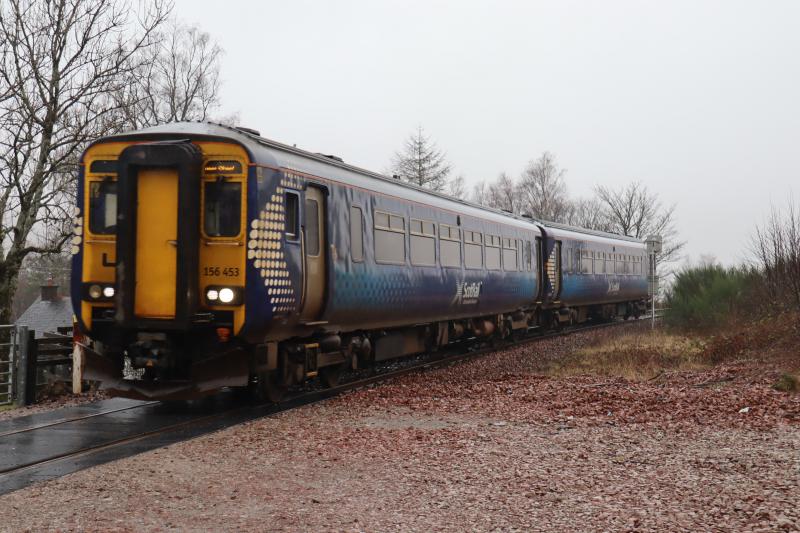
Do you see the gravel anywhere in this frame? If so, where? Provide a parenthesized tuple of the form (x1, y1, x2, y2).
(1, 324, 798, 532)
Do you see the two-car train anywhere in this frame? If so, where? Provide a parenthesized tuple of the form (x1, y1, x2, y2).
(71, 122, 648, 400)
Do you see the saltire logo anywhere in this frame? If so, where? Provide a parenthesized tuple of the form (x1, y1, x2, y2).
(607, 279, 620, 294)
(451, 281, 483, 306)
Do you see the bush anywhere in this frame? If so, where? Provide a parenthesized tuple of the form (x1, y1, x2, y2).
(664, 264, 759, 331)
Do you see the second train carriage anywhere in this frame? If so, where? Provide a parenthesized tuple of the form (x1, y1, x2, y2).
(71, 122, 648, 400)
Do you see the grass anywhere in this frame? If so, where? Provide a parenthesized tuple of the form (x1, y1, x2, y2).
(0, 404, 15, 413)
(547, 330, 708, 381)
(773, 373, 799, 393)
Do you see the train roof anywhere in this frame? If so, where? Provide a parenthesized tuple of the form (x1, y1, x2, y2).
(538, 221, 646, 248)
(97, 121, 643, 245)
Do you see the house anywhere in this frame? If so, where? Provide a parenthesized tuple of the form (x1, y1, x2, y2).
(15, 285, 73, 338)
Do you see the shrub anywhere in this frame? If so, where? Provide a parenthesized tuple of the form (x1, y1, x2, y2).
(664, 264, 759, 331)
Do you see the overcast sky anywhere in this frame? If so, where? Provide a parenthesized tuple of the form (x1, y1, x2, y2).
(174, 0, 800, 266)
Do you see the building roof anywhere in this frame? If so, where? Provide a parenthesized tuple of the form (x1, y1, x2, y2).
(15, 296, 73, 338)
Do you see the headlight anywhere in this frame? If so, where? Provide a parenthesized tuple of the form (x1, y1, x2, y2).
(218, 288, 235, 304)
(84, 283, 115, 301)
(88, 284, 103, 299)
(204, 286, 243, 305)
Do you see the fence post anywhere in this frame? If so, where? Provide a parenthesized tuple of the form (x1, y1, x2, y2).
(15, 326, 28, 407)
(15, 328, 37, 407)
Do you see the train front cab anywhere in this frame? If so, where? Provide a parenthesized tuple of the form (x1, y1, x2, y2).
(74, 138, 252, 399)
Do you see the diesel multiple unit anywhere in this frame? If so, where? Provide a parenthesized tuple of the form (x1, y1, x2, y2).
(71, 122, 648, 400)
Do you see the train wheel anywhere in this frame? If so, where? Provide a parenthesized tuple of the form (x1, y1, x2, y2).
(319, 364, 344, 388)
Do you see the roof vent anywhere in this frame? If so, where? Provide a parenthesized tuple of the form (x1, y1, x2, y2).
(234, 126, 261, 136)
(315, 153, 344, 163)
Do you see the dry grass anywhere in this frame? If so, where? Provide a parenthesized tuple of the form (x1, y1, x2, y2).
(548, 330, 708, 381)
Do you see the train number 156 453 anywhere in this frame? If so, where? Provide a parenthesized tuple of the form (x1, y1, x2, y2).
(203, 266, 240, 277)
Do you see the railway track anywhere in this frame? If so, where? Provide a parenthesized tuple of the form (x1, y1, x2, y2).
(0, 317, 654, 496)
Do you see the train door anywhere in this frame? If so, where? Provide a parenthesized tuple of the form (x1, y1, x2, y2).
(541, 238, 562, 302)
(550, 241, 562, 301)
(535, 236, 544, 302)
(300, 186, 326, 321)
(135, 168, 178, 318)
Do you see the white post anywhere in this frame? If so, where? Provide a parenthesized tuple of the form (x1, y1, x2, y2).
(72, 342, 84, 394)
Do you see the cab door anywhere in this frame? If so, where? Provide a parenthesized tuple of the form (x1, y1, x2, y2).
(300, 186, 326, 321)
(134, 168, 179, 318)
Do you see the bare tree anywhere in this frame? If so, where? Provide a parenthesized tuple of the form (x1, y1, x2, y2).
(751, 200, 800, 309)
(114, 21, 225, 129)
(565, 197, 612, 231)
(492, 172, 519, 213)
(391, 126, 451, 192)
(594, 181, 684, 263)
(0, 0, 170, 323)
(518, 152, 569, 221)
(447, 174, 467, 200)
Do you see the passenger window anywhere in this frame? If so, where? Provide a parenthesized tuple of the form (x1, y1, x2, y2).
(440, 224, 461, 268)
(503, 238, 517, 271)
(89, 179, 117, 235)
(390, 215, 404, 231)
(581, 250, 592, 274)
(350, 206, 364, 262)
(464, 230, 483, 269)
(375, 211, 389, 228)
(285, 192, 299, 240)
(594, 251, 604, 274)
(375, 210, 405, 264)
(304, 199, 320, 256)
(410, 218, 436, 266)
(204, 180, 241, 237)
(525, 241, 533, 271)
(485, 234, 501, 270)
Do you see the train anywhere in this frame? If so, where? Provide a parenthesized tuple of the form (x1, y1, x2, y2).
(71, 122, 649, 401)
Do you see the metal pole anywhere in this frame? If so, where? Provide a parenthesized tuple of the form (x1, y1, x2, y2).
(651, 251, 656, 329)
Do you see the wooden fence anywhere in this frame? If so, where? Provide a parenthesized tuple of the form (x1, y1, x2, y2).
(11, 326, 74, 407)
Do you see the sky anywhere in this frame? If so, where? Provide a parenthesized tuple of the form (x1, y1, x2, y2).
(173, 0, 800, 266)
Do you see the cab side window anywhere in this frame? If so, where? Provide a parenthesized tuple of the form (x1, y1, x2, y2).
(285, 192, 299, 240)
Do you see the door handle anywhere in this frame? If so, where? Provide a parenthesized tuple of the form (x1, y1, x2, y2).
(167, 240, 177, 247)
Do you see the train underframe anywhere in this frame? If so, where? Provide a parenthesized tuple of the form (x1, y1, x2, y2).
(83, 299, 647, 401)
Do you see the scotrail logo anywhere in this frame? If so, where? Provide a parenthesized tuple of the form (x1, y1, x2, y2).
(607, 279, 620, 294)
(452, 281, 483, 306)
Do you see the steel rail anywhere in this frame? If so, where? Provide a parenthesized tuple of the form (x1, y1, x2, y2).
(0, 400, 160, 439)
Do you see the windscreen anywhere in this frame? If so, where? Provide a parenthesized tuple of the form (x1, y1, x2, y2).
(89, 180, 117, 235)
(204, 180, 241, 237)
